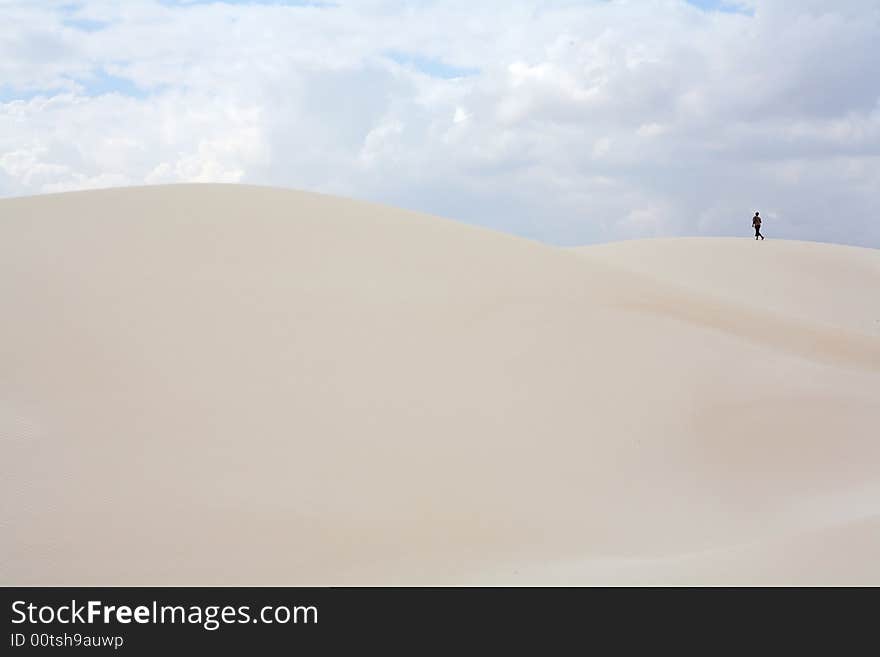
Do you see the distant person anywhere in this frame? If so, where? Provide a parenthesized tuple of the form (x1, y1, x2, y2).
(752, 212, 765, 240)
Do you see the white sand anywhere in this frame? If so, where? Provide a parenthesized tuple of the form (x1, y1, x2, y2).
(2, 184, 878, 585)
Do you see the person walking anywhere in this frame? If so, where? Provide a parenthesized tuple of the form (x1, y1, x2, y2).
(752, 212, 765, 240)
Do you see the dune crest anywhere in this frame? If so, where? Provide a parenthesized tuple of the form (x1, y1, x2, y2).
(2, 184, 879, 585)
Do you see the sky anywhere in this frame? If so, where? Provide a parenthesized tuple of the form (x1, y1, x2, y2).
(1, 0, 878, 246)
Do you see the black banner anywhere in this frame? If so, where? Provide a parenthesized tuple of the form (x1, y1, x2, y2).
(1, 587, 871, 653)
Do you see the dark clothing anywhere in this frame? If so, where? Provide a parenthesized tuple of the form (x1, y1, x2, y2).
(752, 215, 764, 239)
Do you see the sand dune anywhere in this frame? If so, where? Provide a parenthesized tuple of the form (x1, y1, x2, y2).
(2, 184, 878, 585)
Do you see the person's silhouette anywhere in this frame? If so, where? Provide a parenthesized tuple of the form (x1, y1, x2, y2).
(752, 212, 765, 240)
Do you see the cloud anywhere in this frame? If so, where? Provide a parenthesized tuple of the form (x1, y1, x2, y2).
(1, 0, 878, 247)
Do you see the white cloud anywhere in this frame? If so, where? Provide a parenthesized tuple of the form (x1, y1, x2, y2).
(637, 123, 669, 138)
(0, 0, 878, 246)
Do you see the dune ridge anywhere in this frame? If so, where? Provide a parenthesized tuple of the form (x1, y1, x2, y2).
(2, 184, 879, 585)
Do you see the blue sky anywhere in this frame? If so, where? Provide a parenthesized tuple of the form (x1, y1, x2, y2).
(76, 70, 150, 98)
(685, 0, 752, 13)
(386, 51, 479, 79)
(61, 17, 110, 31)
(1, 0, 878, 247)
(157, 0, 334, 5)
